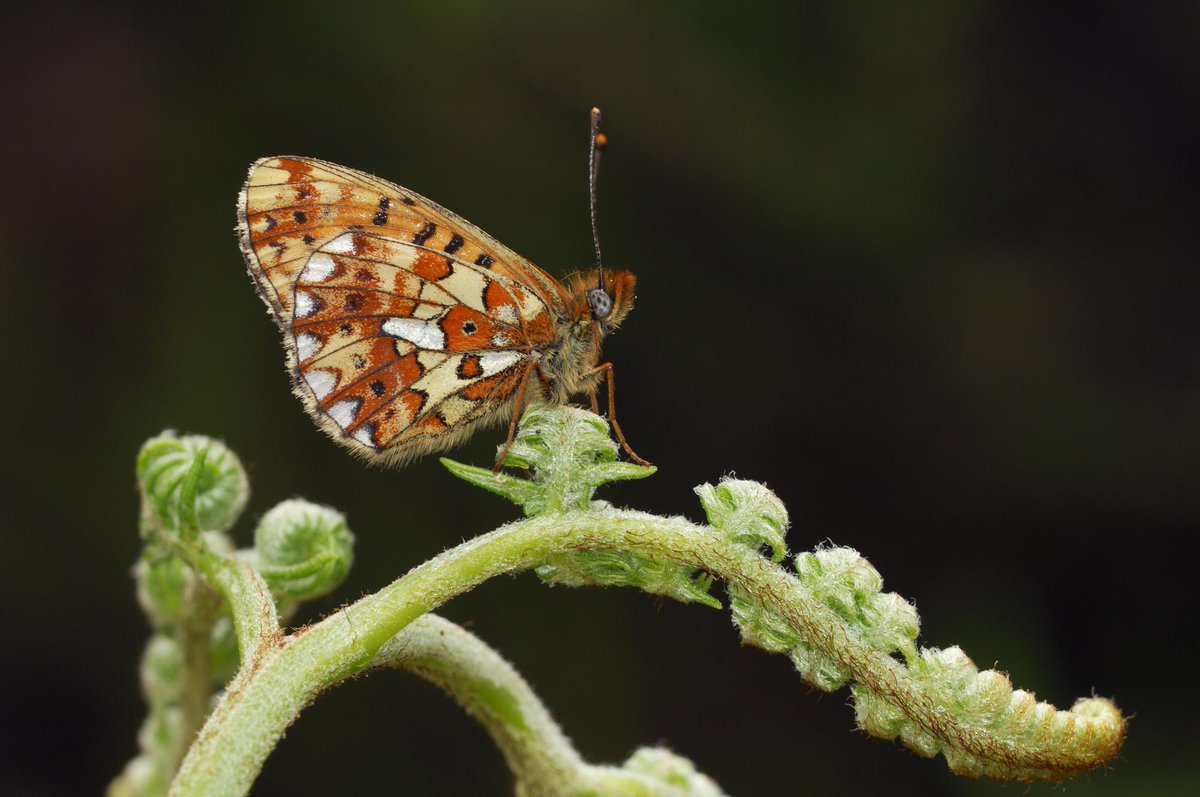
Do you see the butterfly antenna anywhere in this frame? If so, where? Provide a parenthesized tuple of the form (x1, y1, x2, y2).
(589, 107, 606, 290)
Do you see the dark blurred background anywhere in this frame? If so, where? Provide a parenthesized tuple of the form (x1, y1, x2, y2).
(3, 1, 1197, 794)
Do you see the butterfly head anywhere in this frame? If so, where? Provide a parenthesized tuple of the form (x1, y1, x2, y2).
(578, 269, 636, 336)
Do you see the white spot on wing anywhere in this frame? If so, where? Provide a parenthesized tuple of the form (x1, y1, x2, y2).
(494, 305, 518, 324)
(353, 427, 376, 448)
(296, 332, 321, 361)
(300, 253, 335, 283)
(382, 317, 446, 350)
(479, 351, 522, 375)
(304, 369, 336, 400)
(329, 399, 360, 429)
(324, 233, 358, 255)
(295, 291, 317, 317)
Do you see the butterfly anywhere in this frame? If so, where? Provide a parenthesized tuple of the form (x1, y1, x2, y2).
(236, 111, 644, 467)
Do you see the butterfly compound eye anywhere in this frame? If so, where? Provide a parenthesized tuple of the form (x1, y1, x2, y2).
(586, 287, 613, 320)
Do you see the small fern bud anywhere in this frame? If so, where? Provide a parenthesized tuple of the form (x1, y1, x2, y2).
(896, 646, 980, 757)
(137, 432, 248, 535)
(111, 755, 165, 797)
(695, 478, 788, 561)
(501, 405, 617, 469)
(1002, 688, 1040, 737)
(699, 480, 793, 659)
(251, 499, 354, 601)
(913, 645, 979, 692)
(860, 590, 920, 662)
(443, 406, 653, 516)
(794, 546, 882, 617)
(138, 706, 184, 773)
(141, 636, 183, 705)
(135, 555, 194, 628)
(728, 588, 801, 654)
(621, 747, 725, 796)
(782, 545, 900, 691)
(853, 684, 908, 739)
(789, 641, 852, 692)
(536, 551, 720, 609)
(964, 668, 1015, 721)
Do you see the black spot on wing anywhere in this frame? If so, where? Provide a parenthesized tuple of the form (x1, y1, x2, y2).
(445, 234, 464, 254)
(373, 196, 390, 226)
(475, 253, 495, 268)
(413, 222, 437, 246)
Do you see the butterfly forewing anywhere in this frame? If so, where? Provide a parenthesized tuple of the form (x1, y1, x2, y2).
(238, 156, 561, 464)
(240, 157, 567, 311)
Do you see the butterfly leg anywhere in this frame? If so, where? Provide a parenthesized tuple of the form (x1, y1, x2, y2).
(589, 362, 651, 466)
(493, 361, 537, 473)
(588, 330, 604, 417)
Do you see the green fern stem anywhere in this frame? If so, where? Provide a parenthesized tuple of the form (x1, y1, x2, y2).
(168, 504, 1121, 795)
(374, 614, 722, 796)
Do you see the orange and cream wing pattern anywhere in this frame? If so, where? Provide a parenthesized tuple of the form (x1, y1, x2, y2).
(237, 156, 559, 463)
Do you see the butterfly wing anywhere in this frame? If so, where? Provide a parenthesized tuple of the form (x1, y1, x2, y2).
(237, 156, 562, 465)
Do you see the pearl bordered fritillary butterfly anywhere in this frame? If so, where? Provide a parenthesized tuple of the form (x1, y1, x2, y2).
(236, 109, 645, 467)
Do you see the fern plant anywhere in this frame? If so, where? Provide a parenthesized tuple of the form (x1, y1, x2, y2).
(108, 406, 1125, 796)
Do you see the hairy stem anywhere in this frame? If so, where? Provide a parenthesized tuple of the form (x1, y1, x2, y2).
(374, 614, 711, 796)
(168, 507, 1120, 796)
(175, 583, 223, 764)
(373, 613, 587, 791)
(169, 511, 692, 795)
(184, 541, 277, 664)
